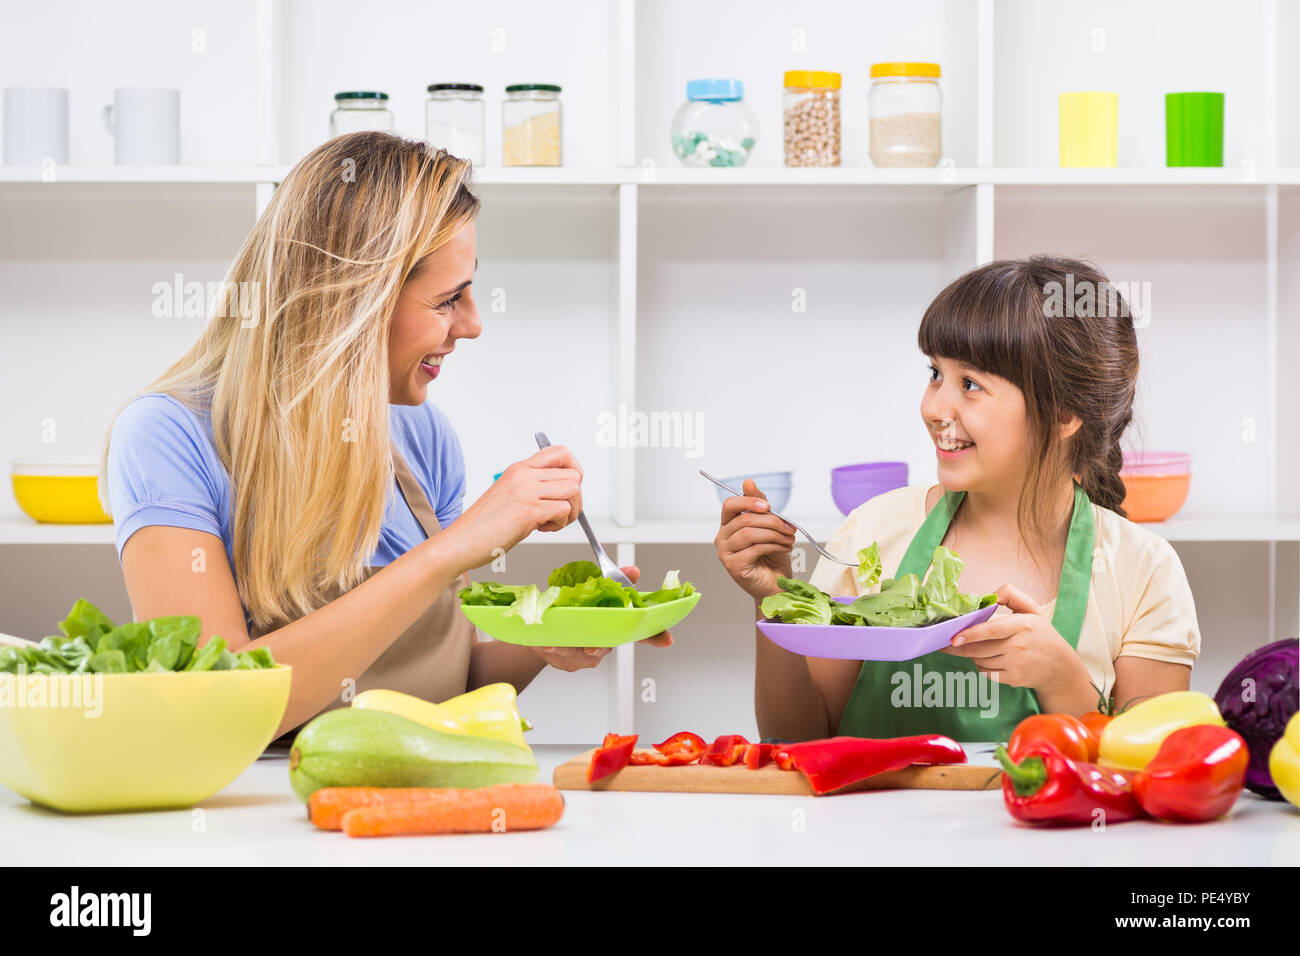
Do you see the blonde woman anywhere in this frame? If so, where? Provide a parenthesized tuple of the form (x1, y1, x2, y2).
(101, 132, 669, 741)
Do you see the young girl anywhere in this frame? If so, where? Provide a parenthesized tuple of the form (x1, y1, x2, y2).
(715, 256, 1200, 742)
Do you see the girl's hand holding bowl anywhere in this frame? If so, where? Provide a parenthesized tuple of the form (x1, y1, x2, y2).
(941, 584, 1088, 692)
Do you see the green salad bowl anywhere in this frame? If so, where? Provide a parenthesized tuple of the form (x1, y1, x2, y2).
(460, 593, 701, 647)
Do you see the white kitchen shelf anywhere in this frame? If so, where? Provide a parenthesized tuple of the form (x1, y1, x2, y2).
(8, 514, 1298, 547)
(0, 165, 284, 183)
(1, 164, 1297, 188)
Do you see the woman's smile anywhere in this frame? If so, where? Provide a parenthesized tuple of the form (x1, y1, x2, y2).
(419, 352, 449, 379)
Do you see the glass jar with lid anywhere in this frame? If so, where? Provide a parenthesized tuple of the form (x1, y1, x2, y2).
(868, 63, 942, 167)
(671, 78, 758, 167)
(329, 91, 394, 138)
(426, 83, 485, 166)
(502, 84, 561, 166)
(783, 70, 841, 167)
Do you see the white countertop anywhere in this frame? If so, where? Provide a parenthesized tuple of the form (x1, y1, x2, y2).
(4, 745, 1296, 866)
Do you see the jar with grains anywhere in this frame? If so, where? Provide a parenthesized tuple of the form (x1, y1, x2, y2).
(502, 84, 561, 166)
(426, 83, 485, 166)
(868, 62, 942, 167)
(330, 91, 394, 138)
(783, 70, 841, 167)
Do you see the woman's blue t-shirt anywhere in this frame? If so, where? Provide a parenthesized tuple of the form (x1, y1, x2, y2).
(106, 393, 467, 582)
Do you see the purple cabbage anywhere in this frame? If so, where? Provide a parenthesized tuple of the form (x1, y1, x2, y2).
(1213, 638, 1299, 799)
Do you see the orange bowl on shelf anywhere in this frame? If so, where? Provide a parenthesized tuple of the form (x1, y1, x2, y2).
(10, 458, 112, 524)
(1119, 452, 1190, 523)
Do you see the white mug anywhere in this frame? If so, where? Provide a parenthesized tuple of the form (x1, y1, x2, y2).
(103, 87, 180, 164)
(4, 87, 69, 164)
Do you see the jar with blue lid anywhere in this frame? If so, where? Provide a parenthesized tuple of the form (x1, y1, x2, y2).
(670, 78, 758, 167)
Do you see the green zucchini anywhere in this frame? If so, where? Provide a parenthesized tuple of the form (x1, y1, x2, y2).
(288, 707, 538, 803)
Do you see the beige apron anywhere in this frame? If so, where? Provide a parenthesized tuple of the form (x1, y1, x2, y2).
(265, 441, 475, 748)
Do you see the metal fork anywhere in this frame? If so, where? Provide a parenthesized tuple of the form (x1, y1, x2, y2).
(699, 469, 857, 566)
(535, 431, 636, 588)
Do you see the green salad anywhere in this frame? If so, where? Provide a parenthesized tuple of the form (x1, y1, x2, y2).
(761, 544, 997, 628)
(0, 598, 276, 674)
(460, 560, 697, 626)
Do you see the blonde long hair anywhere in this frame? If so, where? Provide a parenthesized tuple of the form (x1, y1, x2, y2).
(99, 132, 480, 632)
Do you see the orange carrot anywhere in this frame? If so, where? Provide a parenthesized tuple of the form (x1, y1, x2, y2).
(341, 783, 565, 838)
(309, 787, 461, 831)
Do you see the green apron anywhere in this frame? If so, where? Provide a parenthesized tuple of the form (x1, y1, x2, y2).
(835, 482, 1096, 742)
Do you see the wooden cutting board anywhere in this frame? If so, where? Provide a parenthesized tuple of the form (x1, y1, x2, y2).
(553, 749, 1003, 795)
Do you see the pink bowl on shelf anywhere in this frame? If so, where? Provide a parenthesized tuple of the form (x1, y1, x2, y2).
(1120, 451, 1191, 522)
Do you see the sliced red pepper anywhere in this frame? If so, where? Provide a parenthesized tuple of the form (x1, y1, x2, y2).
(1132, 725, 1249, 823)
(702, 734, 750, 767)
(743, 743, 774, 769)
(654, 731, 707, 762)
(771, 744, 796, 771)
(628, 749, 667, 766)
(657, 750, 703, 766)
(995, 742, 1143, 826)
(588, 733, 638, 783)
(783, 735, 967, 795)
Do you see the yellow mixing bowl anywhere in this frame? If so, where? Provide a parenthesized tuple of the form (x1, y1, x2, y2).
(11, 458, 112, 523)
(0, 665, 290, 812)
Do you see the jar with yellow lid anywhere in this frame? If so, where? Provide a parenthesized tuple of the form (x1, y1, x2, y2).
(868, 62, 942, 167)
(783, 70, 841, 167)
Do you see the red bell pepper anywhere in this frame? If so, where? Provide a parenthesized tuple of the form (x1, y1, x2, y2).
(702, 734, 750, 767)
(995, 742, 1143, 826)
(1007, 713, 1097, 764)
(588, 733, 638, 783)
(654, 731, 707, 766)
(743, 743, 774, 769)
(1132, 725, 1249, 823)
(771, 743, 796, 771)
(628, 749, 666, 766)
(781, 735, 966, 795)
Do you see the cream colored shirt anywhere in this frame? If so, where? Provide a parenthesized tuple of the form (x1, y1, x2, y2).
(807, 484, 1201, 699)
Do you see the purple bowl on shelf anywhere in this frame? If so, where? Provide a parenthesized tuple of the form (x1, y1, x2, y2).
(830, 461, 909, 516)
(757, 598, 997, 661)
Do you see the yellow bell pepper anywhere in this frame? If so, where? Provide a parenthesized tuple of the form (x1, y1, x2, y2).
(1098, 690, 1225, 771)
(352, 683, 532, 750)
(1269, 713, 1299, 809)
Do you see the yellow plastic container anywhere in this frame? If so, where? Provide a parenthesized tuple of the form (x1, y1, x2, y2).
(11, 458, 112, 523)
(1059, 92, 1118, 167)
(0, 666, 291, 812)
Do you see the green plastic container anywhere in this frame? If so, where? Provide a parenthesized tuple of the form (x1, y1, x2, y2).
(460, 593, 700, 647)
(1165, 92, 1224, 167)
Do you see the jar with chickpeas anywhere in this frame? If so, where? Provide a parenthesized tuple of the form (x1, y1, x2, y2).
(782, 70, 841, 167)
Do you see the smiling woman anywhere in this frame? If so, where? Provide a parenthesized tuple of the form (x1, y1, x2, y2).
(94, 132, 658, 740)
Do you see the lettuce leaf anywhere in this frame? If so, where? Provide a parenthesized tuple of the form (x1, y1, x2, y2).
(855, 543, 882, 591)
(546, 561, 602, 589)
(760, 577, 833, 626)
(58, 599, 115, 643)
(761, 543, 997, 629)
(642, 569, 696, 606)
(464, 563, 699, 625)
(3, 600, 275, 673)
(503, 585, 563, 625)
(552, 576, 645, 608)
(458, 582, 524, 606)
